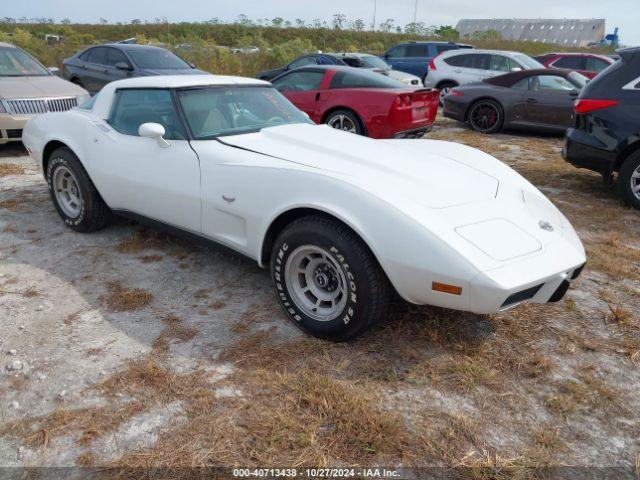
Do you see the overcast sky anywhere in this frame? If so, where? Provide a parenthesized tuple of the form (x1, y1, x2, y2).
(3, 0, 638, 46)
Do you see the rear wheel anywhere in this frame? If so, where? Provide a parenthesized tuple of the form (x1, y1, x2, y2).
(437, 81, 458, 107)
(468, 99, 504, 134)
(46, 147, 111, 232)
(324, 110, 364, 136)
(618, 151, 640, 210)
(270, 216, 389, 341)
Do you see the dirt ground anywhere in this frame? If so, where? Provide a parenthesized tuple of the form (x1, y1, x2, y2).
(1, 116, 639, 479)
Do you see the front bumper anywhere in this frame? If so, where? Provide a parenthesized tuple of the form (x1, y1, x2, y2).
(0, 114, 29, 144)
(563, 128, 617, 178)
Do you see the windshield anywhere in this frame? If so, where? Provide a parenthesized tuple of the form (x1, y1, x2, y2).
(0, 47, 49, 76)
(568, 71, 589, 89)
(178, 86, 313, 139)
(126, 48, 191, 70)
(513, 54, 545, 70)
(358, 55, 391, 69)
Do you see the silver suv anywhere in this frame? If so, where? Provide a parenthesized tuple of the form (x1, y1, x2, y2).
(424, 49, 544, 104)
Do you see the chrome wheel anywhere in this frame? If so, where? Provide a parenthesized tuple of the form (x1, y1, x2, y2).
(327, 114, 357, 133)
(53, 165, 82, 218)
(284, 245, 348, 322)
(439, 86, 452, 105)
(631, 165, 640, 200)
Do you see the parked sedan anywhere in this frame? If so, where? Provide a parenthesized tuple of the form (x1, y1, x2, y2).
(271, 66, 438, 138)
(443, 69, 588, 134)
(534, 53, 616, 79)
(0, 42, 89, 145)
(22, 75, 585, 341)
(563, 47, 640, 209)
(61, 44, 207, 94)
(256, 52, 421, 86)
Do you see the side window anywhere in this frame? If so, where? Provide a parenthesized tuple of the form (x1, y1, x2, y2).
(512, 78, 530, 90)
(405, 44, 429, 57)
(490, 55, 510, 72)
(108, 89, 187, 140)
(106, 48, 130, 67)
(553, 56, 584, 70)
(507, 58, 523, 71)
(444, 54, 467, 67)
(530, 75, 576, 92)
(585, 57, 609, 72)
(461, 54, 490, 70)
(272, 71, 325, 92)
(87, 47, 108, 65)
(435, 45, 457, 54)
(317, 55, 335, 65)
(385, 46, 406, 58)
(79, 49, 93, 62)
(289, 56, 317, 69)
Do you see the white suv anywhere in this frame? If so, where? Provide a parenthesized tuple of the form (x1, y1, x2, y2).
(424, 49, 544, 104)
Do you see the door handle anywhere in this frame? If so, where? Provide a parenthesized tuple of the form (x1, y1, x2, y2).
(315, 92, 320, 101)
(526, 98, 538, 104)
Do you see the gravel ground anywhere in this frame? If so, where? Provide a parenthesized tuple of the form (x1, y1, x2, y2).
(1, 118, 639, 478)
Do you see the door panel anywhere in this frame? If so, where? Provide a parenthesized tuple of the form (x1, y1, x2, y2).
(522, 76, 577, 128)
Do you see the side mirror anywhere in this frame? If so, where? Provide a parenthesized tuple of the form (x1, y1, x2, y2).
(115, 62, 133, 71)
(189, 62, 196, 69)
(569, 89, 580, 97)
(510, 67, 522, 72)
(48, 67, 60, 75)
(139, 122, 170, 148)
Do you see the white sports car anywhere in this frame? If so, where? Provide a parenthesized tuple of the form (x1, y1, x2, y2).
(23, 75, 586, 341)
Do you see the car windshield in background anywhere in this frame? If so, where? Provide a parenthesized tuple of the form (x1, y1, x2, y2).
(178, 86, 313, 139)
(568, 71, 589, 89)
(125, 49, 191, 70)
(0, 47, 49, 76)
(513, 54, 545, 70)
(356, 56, 391, 70)
(330, 69, 405, 89)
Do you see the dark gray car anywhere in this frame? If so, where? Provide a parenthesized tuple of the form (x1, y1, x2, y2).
(443, 68, 588, 134)
(61, 44, 207, 94)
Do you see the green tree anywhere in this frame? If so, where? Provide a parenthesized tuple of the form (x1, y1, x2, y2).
(434, 25, 459, 40)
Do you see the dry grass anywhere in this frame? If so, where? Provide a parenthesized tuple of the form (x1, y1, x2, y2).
(152, 314, 198, 355)
(138, 254, 164, 263)
(2, 225, 17, 233)
(0, 162, 24, 176)
(102, 281, 153, 312)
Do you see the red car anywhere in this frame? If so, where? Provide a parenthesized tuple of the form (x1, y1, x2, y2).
(534, 53, 615, 79)
(271, 66, 438, 138)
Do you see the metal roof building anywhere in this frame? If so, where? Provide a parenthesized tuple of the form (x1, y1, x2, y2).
(456, 19, 606, 47)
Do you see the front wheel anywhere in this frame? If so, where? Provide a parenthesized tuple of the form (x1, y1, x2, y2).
(324, 110, 364, 136)
(271, 216, 389, 341)
(468, 99, 504, 134)
(619, 151, 640, 210)
(46, 147, 111, 232)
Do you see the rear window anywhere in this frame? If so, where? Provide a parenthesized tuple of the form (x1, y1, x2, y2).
(435, 45, 458, 54)
(125, 48, 191, 70)
(329, 69, 405, 89)
(553, 56, 584, 70)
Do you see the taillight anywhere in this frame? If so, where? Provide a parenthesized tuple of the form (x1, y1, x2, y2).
(394, 95, 413, 108)
(574, 99, 619, 114)
(428, 57, 437, 71)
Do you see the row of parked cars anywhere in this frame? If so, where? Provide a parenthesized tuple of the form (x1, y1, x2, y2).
(0, 39, 639, 208)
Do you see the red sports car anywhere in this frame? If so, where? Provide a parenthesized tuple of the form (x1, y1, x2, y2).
(534, 53, 615, 79)
(271, 66, 438, 138)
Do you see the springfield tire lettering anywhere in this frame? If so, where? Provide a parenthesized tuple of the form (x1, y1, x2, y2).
(48, 158, 85, 227)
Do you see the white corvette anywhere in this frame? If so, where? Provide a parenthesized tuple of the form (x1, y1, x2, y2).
(23, 75, 586, 341)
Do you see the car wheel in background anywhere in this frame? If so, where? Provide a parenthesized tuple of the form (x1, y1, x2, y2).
(46, 147, 111, 232)
(618, 151, 640, 210)
(324, 110, 364, 136)
(437, 82, 457, 107)
(270, 215, 389, 341)
(468, 99, 504, 134)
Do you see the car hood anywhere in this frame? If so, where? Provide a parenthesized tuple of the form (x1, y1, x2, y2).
(220, 123, 499, 209)
(0, 75, 87, 99)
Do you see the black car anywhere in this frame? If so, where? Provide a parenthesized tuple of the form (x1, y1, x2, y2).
(61, 44, 207, 94)
(444, 69, 587, 134)
(256, 53, 347, 81)
(563, 47, 640, 209)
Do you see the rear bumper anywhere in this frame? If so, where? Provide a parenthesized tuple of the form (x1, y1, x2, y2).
(0, 114, 29, 144)
(393, 126, 433, 138)
(563, 128, 617, 177)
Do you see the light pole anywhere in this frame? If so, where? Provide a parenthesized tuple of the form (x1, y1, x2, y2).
(413, 0, 419, 23)
(372, 0, 377, 31)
